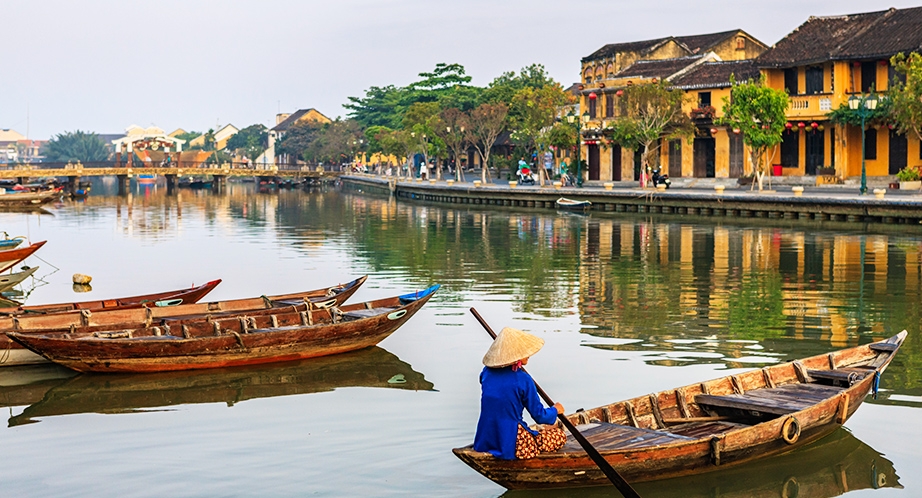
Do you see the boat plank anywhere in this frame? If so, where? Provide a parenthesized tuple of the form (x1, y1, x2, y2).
(695, 393, 813, 415)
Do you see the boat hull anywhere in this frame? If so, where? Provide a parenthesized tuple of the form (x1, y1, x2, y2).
(0, 266, 39, 292)
(0, 241, 46, 273)
(454, 332, 905, 489)
(9, 285, 436, 373)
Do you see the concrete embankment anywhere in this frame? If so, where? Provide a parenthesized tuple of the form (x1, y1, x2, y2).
(341, 175, 922, 226)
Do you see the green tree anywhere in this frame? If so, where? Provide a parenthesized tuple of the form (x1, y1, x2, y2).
(275, 122, 322, 162)
(465, 102, 508, 183)
(42, 130, 109, 162)
(225, 124, 268, 162)
(174, 131, 201, 144)
(403, 102, 441, 178)
(888, 52, 922, 144)
(606, 82, 692, 188)
(508, 84, 573, 185)
(482, 64, 557, 105)
(717, 76, 789, 191)
(432, 108, 470, 181)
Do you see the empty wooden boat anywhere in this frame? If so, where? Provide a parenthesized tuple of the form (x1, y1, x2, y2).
(6, 279, 223, 315)
(453, 331, 906, 490)
(0, 189, 61, 206)
(9, 284, 439, 373)
(555, 197, 591, 211)
(0, 241, 46, 273)
(0, 276, 367, 367)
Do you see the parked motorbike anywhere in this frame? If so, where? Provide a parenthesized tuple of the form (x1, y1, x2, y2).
(651, 168, 671, 188)
(517, 167, 536, 185)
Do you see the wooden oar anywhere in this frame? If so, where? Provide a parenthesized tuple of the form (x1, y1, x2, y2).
(470, 307, 641, 498)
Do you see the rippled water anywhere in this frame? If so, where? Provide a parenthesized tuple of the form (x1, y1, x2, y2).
(0, 179, 920, 497)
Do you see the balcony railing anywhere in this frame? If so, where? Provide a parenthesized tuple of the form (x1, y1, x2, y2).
(787, 94, 835, 118)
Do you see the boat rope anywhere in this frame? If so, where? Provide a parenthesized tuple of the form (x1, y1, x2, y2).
(873, 371, 881, 399)
(29, 253, 60, 272)
(0, 339, 11, 364)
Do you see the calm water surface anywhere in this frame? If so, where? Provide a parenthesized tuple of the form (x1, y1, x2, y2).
(1, 180, 920, 497)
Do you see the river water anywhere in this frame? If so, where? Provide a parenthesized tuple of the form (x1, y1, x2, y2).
(0, 180, 920, 497)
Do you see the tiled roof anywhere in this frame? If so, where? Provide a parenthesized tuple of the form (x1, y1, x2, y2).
(757, 7, 922, 68)
(675, 30, 739, 54)
(582, 37, 672, 63)
(670, 60, 761, 90)
(271, 108, 330, 132)
(613, 56, 703, 80)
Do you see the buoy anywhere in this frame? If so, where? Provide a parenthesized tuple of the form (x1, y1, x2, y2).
(73, 273, 93, 285)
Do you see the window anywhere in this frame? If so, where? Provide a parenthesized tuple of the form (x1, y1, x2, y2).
(865, 128, 877, 159)
(736, 37, 745, 50)
(588, 98, 597, 119)
(784, 68, 798, 95)
(605, 94, 614, 117)
(861, 62, 877, 92)
(698, 92, 711, 108)
(889, 63, 906, 87)
(805, 66, 824, 94)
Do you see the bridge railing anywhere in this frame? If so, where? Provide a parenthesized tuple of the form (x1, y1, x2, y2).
(0, 161, 341, 172)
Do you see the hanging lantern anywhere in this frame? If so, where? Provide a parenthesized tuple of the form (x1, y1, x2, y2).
(651, 77, 658, 83)
(627, 80, 634, 86)
(616, 89, 624, 96)
(785, 122, 793, 129)
(578, 84, 584, 90)
(797, 122, 806, 129)
(599, 82, 606, 88)
(811, 122, 819, 129)
(732, 128, 741, 134)
(818, 124, 825, 131)
(762, 124, 770, 130)
(710, 127, 719, 135)
(589, 92, 597, 100)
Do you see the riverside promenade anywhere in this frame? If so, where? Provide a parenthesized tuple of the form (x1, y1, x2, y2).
(341, 174, 922, 227)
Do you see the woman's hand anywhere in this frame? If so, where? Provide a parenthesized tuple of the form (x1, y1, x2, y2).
(553, 402, 564, 415)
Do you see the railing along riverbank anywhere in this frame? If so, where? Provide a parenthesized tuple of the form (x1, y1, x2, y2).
(341, 174, 922, 227)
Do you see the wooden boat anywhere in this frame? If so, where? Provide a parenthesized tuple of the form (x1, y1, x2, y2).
(0, 241, 46, 273)
(0, 266, 39, 293)
(8, 346, 433, 426)
(453, 331, 906, 490)
(8, 283, 439, 373)
(555, 197, 592, 211)
(0, 276, 367, 367)
(0, 189, 61, 206)
(7, 279, 223, 315)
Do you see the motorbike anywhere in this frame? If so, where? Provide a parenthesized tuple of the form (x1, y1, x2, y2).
(651, 168, 671, 188)
(517, 167, 536, 185)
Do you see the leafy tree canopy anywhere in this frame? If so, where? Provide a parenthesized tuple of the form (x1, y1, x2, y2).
(42, 130, 109, 162)
(482, 64, 557, 104)
(275, 122, 323, 161)
(225, 124, 268, 160)
(606, 81, 692, 172)
(888, 52, 922, 142)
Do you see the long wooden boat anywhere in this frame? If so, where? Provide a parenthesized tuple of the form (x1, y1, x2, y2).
(8, 284, 438, 373)
(0, 276, 368, 367)
(0, 189, 60, 206)
(8, 346, 433, 426)
(453, 331, 906, 489)
(0, 241, 46, 273)
(0, 266, 39, 293)
(7, 278, 223, 315)
(0, 236, 25, 249)
(555, 197, 591, 211)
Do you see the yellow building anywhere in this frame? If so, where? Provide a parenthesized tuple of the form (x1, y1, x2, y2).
(755, 6, 922, 180)
(578, 30, 768, 183)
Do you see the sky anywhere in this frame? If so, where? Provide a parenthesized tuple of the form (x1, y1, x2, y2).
(2, 0, 921, 139)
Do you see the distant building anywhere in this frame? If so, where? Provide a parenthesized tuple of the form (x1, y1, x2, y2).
(189, 124, 238, 150)
(0, 129, 45, 163)
(257, 108, 332, 167)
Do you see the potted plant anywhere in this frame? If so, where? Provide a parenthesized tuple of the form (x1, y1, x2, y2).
(896, 166, 922, 190)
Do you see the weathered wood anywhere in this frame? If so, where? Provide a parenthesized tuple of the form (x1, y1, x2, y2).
(649, 394, 665, 429)
(762, 367, 776, 389)
(452, 331, 908, 490)
(675, 388, 690, 418)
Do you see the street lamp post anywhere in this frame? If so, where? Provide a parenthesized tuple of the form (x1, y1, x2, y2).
(566, 111, 590, 187)
(847, 93, 878, 195)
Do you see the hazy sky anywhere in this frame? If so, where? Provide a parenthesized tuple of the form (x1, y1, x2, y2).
(2, 0, 920, 139)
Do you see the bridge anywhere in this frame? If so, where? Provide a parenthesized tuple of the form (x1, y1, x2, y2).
(0, 161, 341, 194)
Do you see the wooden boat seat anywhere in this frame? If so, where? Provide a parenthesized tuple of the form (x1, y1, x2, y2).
(806, 368, 871, 386)
(665, 420, 749, 439)
(696, 383, 844, 417)
(557, 422, 693, 453)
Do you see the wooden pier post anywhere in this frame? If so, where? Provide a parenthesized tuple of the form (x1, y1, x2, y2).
(117, 175, 130, 196)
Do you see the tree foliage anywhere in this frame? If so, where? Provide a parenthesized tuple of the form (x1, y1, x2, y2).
(606, 82, 692, 184)
(717, 76, 789, 190)
(225, 124, 268, 160)
(465, 103, 508, 183)
(42, 130, 109, 162)
(508, 84, 573, 185)
(888, 52, 922, 143)
(275, 122, 322, 161)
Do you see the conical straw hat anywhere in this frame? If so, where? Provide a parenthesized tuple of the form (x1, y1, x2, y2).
(483, 327, 545, 368)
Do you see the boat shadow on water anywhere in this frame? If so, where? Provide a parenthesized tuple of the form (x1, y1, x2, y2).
(3, 346, 433, 427)
(502, 428, 900, 498)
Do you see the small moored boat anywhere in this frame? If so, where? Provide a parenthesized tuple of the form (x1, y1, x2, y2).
(0, 276, 368, 367)
(555, 197, 591, 211)
(453, 331, 906, 489)
(0, 235, 25, 249)
(0, 241, 47, 273)
(8, 284, 440, 373)
(0, 266, 39, 293)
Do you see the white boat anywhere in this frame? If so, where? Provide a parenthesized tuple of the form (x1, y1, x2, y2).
(0, 266, 39, 293)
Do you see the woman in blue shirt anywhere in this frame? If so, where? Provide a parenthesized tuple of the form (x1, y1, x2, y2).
(473, 327, 567, 460)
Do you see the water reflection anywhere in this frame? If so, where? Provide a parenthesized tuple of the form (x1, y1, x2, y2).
(502, 429, 900, 498)
(5, 347, 432, 426)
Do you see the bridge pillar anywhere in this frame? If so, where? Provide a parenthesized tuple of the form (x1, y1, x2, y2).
(117, 175, 130, 196)
(212, 175, 227, 191)
(165, 174, 178, 194)
(66, 176, 80, 196)
(17, 177, 28, 186)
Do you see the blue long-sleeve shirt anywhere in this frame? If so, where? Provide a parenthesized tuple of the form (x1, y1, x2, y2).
(472, 366, 559, 460)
